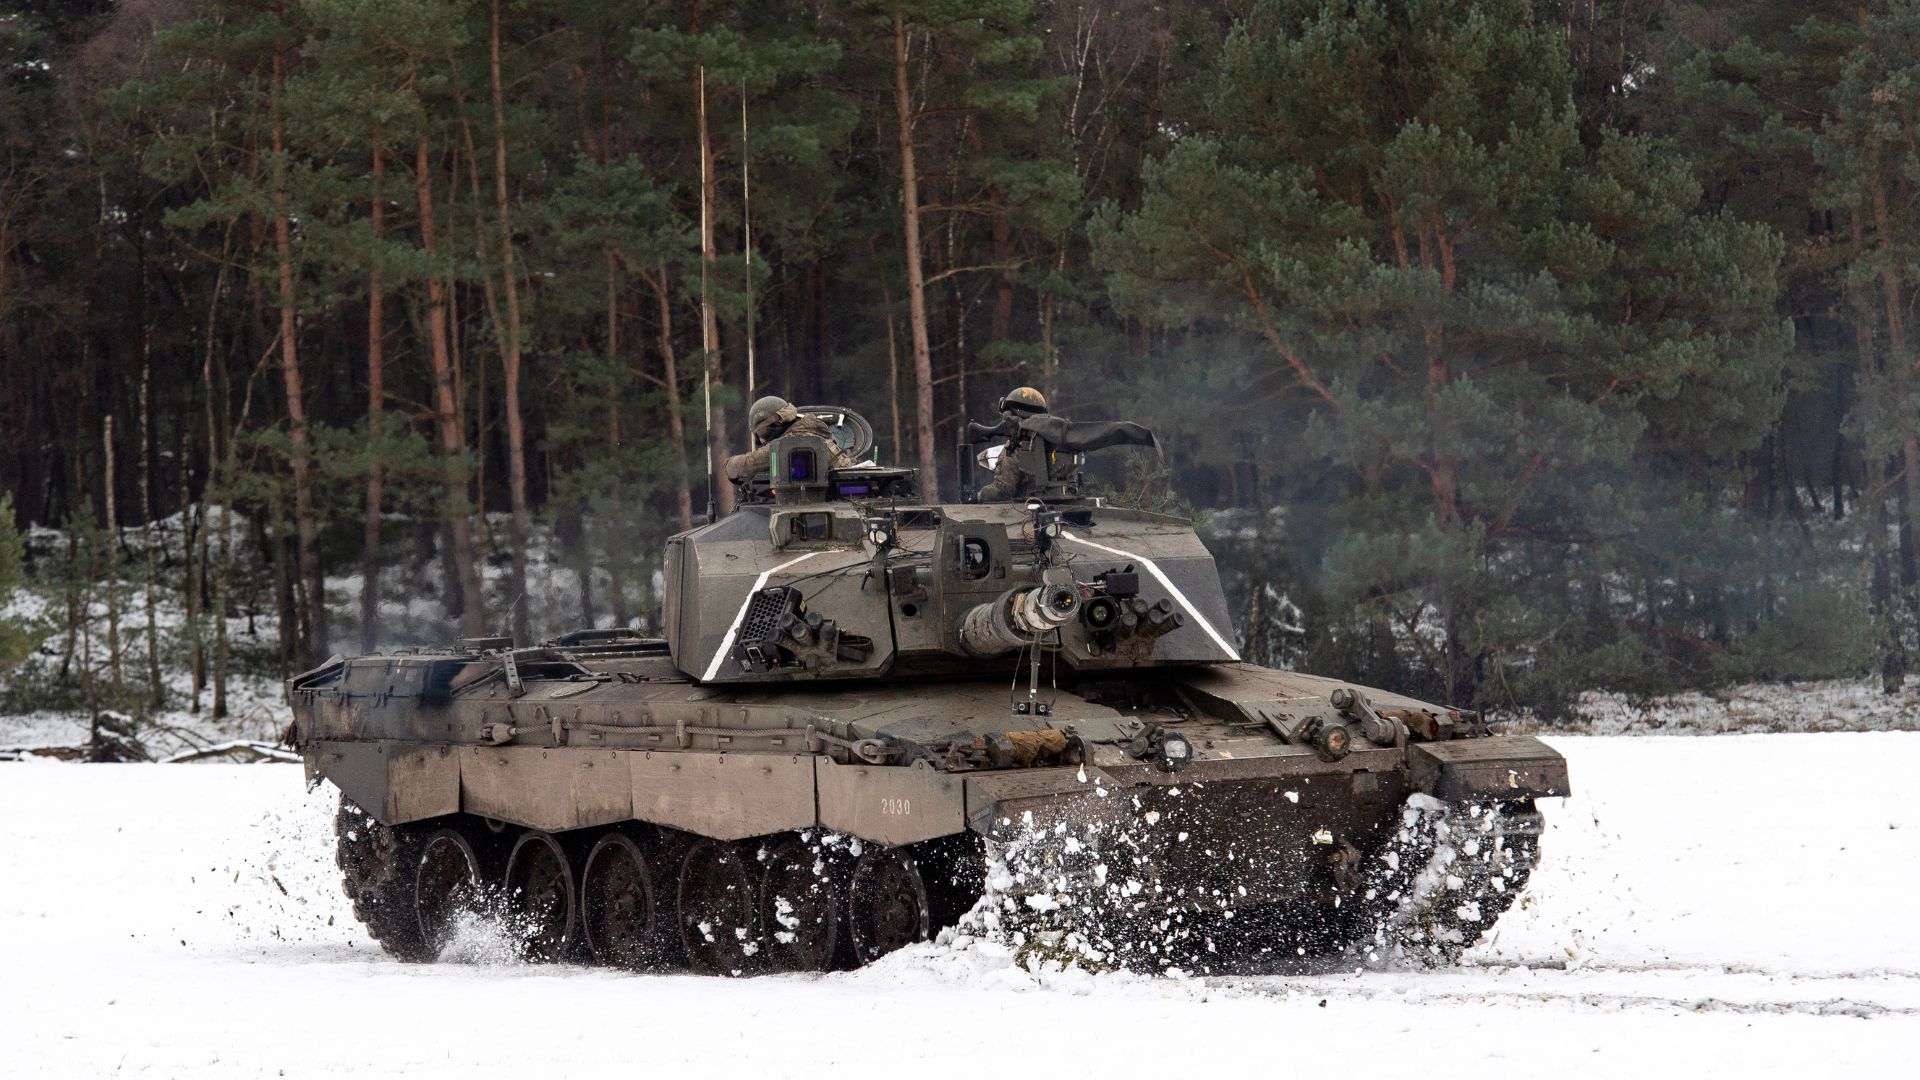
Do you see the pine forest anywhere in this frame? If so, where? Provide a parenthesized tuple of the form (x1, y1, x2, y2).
(4, 0, 1920, 742)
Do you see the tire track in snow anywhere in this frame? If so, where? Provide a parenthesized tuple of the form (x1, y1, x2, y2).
(1495, 957, 1920, 983)
(1218, 981, 1920, 1019)
(1198, 959, 1920, 1020)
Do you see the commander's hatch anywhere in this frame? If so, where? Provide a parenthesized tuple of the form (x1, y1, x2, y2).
(795, 405, 874, 461)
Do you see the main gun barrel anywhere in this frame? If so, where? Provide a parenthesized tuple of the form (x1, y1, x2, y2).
(957, 580, 1084, 657)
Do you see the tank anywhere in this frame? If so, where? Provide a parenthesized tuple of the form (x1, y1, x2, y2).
(288, 405, 1569, 975)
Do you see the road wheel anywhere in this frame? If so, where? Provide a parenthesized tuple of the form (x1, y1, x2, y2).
(846, 846, 929, 967)
(503, 830, 577, 962)
(581, 830, 674, 969)
(757, 833, 841, 973)
(335, 797, 436, 962)
(677, 839, 765, 976)
(413, 827, 485, 958)
(1357, 796, 1541, 966)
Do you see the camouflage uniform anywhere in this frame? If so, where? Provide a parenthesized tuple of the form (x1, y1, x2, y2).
(976, 440, 1035, 501)
(976, 386, 1054, 501)
(724, 409, 855, 482)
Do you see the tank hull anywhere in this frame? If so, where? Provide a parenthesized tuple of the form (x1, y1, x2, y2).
(292, 654, 1566, 972)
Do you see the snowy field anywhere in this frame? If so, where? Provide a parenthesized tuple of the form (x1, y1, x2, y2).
(4, 734, 1917, 1079)
(1541, 678, 1920, 736)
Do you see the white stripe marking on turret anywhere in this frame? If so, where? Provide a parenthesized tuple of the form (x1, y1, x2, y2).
(702, 551, 826, 682)
(1059, 532, 1241, 661)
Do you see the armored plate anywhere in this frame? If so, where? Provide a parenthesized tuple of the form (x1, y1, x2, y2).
(1410, 735, 1571, 800)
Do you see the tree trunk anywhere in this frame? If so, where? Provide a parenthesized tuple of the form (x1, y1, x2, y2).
(941, 159, 967, 420)
(491, 0, 532, 644)
(203, 247, 234, 720)
(987, 187, 1015, 345)
(651, 263, 696, 531)
(884, 284, 903, 462)
(600, 254, 624, 625)
(58, 446, 81, 684)
(1872, 180, 1920, 591)
(193, 240, 231, 714)
(446, 132, 492, 562)
(892, 16, 942, 500)
(811, 261, 830, 403)
(1852, 208, 1902, 691)
(272, 43, 324, 661)
(417, 134, 486, 636)
(182, 416, 204, 712)
(102, 415, 124, 709)
(268, 500, 295, 680)
(81, 522, 99, 752)
(211, 491, 231, 720)
(1040, 268, 1058, 401)
(696, 66, 735, 515)
(362, 143, 387, 653)
(137, 315, 162, 711)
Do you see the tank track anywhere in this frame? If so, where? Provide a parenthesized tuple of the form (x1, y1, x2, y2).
(974, 828, 1361, 975)
(330, 793, 1537, 974)
(968, 794, 1540, 974)
(330, 800, 981, 974)
(1354, 795, 1541, 966)
(334, 797, 435, 962)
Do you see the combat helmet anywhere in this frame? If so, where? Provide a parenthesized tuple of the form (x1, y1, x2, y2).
(999, 386, 1048, 415)
(748, 395, 800, 440)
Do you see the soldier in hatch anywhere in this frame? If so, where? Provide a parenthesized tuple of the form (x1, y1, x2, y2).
(723, 395, 856, 483)
(976, 386, 1058, 501)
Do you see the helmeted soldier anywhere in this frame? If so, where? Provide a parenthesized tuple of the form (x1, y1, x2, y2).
(976, 386, 1055, 501)
(724, 395, 856, 483)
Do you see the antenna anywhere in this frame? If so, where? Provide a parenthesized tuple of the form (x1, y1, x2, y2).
(741, 76, 755, 409)
(699, 66, 716, 522)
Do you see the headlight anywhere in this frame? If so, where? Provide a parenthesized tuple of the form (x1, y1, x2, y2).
(1310, 721, 1350, 762)
(1081, 596, 1119, 633)
(1155, 733, 1193, 773)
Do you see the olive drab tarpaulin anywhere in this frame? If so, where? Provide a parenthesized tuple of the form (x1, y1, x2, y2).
(1017, 416, 1161, 458)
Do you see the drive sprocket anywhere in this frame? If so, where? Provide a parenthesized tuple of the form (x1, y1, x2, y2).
(334, 795, 435, 962)
(1355, 794, 1541, 966)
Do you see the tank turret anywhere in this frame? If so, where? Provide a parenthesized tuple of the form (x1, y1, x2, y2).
(662, 409, 1239, 686)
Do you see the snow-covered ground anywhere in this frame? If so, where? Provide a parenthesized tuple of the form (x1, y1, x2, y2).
(1532, 678, 1920, 736)
(3, 734, 1916, 1078)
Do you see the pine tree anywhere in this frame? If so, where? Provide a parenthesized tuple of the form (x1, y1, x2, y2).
(1095, 0, 1790, 707)
(1817, 0, 1920, 686)
(1665, 1, 1920, 690)
(830, 0, 1056, 496)
(632, 1, 850, 511)
(0, 492, 29, 671)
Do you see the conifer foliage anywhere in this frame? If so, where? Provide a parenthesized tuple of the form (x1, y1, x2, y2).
(1094, 0, 1793, 706)
(0, 0, 1911, 715)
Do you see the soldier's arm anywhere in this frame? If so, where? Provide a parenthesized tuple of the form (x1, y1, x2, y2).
(792, 417, 859, 470)
(823, 435, 859, 471)
(976, 443, 1022, 500)
(723, 443, 773, 482)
